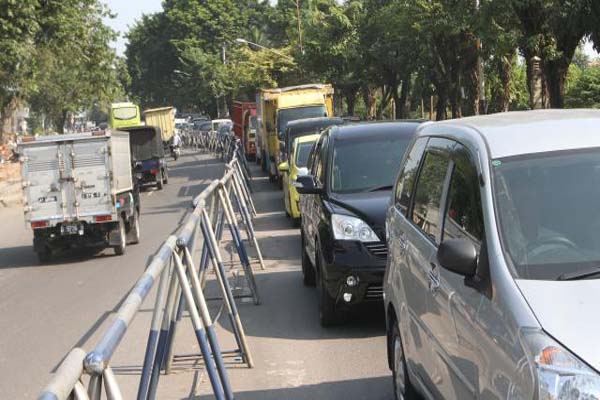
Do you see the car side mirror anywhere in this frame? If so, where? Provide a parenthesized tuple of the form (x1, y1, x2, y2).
(293, 174, 321, 194)
(437, 238, 478, 277)
(278, 162, 289, 172)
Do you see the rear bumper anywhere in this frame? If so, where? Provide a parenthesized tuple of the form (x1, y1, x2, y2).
(33, 221, 118, 251)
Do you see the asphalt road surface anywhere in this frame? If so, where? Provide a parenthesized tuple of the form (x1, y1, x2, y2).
(0, 150, 393, 399)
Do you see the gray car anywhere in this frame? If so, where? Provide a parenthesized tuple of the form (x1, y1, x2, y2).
(384, 109, 600, 400)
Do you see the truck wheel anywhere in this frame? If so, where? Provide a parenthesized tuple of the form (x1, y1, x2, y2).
(113, 217, 127, 256)
(36, 247, 52, 264)
(157, 171, 164, 190)
(129, 211, 141, 245)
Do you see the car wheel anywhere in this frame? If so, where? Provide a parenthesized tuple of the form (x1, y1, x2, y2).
(391, 321, 418, 400)
(129, 210, 141, 245)
(36, 246, 52, 264)
(157, 170, 164, 190)
(316, 245, 339, 327)
(301, 233, 316, 287)
(113, 217, 127, 256)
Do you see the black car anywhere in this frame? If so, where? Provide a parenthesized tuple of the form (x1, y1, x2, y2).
(295, 121, 422, 326)
(282, 117, 344, 162)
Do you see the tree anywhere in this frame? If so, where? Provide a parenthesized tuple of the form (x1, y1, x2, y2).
(29, 0, 122, 132)
(0, 0, 39, 136)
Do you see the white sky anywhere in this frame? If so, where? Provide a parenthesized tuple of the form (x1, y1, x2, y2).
(103, 0, 163, 56)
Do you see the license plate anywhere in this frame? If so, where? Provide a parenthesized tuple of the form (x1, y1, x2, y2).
(61, 224, 82, 235)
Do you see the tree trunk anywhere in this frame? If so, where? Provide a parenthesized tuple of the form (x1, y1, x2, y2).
(498, 54, 514, 112)
(345, 91, 357, 116)
(377, 85, 393, 119)
(544, 59, 570, 108)
(362, 85, 377, 120)
(435, 86, 448, 121)
(396, 78, 411, 119)
(55, 110, 68, 134)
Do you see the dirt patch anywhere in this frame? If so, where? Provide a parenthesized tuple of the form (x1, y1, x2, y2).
(0, 162, 22, 207)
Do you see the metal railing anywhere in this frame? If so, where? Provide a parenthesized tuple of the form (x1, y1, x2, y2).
(39, 136, 263, 400)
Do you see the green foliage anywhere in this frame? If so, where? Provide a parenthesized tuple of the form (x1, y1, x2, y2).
(565, 66, 600, 108)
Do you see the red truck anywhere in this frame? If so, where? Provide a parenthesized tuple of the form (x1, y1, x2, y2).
(232, 101, 257, 160)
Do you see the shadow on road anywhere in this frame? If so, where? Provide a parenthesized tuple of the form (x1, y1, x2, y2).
(205, 269, 385, 341)
(191, 376, 393, 400)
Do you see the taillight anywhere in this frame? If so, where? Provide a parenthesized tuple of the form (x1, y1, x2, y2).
(94, 215, 113, 222)
(31, 220, 48, 228)
(150, 168, 158, 175)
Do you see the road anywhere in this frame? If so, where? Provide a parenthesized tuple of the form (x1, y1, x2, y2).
(0, 149, 393, 399)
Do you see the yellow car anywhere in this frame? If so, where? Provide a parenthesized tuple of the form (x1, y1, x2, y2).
(278, 133, 320, 224)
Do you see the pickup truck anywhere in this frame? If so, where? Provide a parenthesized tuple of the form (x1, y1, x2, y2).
(19, 131, 140, 262)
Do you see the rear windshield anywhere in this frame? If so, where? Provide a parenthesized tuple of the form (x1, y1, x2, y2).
(295, 141, 314, 168)
(277, 106, 327, 137)
(112, 107, 137, 121)
(330, 135, 410, 193)
(493, 148, 600, 280)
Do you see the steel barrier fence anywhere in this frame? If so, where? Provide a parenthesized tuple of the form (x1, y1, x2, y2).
(39, 136, 263, 400)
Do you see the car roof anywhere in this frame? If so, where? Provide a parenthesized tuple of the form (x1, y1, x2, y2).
(286, 117, 344, 133)
(424, 109, 600, 159)
(330, 120, 424, 140)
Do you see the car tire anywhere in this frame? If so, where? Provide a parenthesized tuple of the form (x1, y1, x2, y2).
(36, 246, 52, 264)
(301, 233, 316, 287)
(157, 170, 164, 190)
(391, 321, 418, 400)
(113, 217, 127, 256)
(316, 245, 339, 327)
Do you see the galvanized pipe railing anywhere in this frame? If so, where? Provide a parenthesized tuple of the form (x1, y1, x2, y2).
(38, 138, 261, 400)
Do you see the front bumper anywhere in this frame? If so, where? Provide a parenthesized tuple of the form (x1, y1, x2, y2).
(321, 240, 388, 307)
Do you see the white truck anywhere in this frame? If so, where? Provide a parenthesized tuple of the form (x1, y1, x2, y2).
(19, 131, 141, 262)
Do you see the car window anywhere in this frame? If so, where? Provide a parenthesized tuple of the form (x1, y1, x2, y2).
(395, 137, 428, 214)
(411, 151, 451, 242)
(315, 136, 328, 185)
(443, 145, 484, 243)
(296, 141, 315, 168)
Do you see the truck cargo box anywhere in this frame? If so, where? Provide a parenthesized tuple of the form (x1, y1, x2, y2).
(19, 131, 133, 227)
(144, 107, 175, 142)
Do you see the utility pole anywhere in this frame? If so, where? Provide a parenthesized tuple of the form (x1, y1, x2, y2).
(475, 0, 486, 114)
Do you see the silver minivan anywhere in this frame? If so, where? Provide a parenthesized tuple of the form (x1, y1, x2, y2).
(384, 109, 600, 399)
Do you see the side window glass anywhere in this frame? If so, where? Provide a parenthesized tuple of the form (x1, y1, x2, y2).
(443, 145, 484, 243)
(411, 152, 450, 241)
(315, 137, 328, 184)
(395, 137, 428, 215)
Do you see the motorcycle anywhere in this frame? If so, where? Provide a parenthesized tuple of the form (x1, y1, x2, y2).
(170, 144, 181, 160)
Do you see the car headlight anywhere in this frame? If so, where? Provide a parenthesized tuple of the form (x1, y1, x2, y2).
(521, 328, 600, 399)
(332, 214, 380, 242)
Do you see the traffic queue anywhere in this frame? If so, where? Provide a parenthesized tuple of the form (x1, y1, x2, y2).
(240, 81, 600, 400)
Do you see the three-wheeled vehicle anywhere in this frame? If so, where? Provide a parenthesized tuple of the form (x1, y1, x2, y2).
(123, 126, 169, 190)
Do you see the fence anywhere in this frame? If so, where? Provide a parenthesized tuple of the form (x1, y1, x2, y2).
(39, 134, 263, 400)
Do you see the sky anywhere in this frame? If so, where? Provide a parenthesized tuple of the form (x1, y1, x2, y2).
(103, 0, 164, 56)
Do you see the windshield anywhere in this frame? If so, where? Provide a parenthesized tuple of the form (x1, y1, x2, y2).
(277, 106, 327, 138)
(129, 129, 164, 160)
(295, 141, 315, 168)
(330, 135, 410, 193)
(113, 107, 137, 120)
(249, 116, 257, 130)
(493, 149, 600, 280)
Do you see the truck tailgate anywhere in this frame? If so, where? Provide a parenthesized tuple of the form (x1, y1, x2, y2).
(22, 138, 114, 224)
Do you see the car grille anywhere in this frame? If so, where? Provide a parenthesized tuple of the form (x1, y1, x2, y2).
(365, 284, 384, 300)
(365, 242, 388, 258)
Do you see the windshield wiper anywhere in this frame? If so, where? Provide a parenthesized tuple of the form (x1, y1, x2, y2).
(366, 184, 393, 192)
(557, 266, 600, 281)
